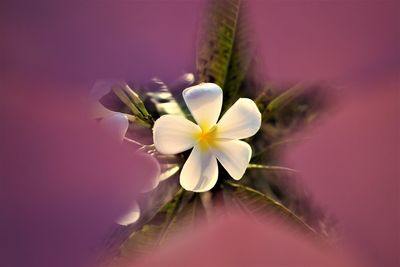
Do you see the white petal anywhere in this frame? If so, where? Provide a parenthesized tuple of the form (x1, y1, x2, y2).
(180, 145, 219, 192)
(92, 102, 117, 119)
(116, 202, 140, 226)
(91, 80, 115, 102)
(153, 115, 201, 154)
(158, 164, 180, 182)
(140, 153, 161, 192)
(183, 83, 223, 130)
(90, 80, 117, 119)
(212, 140, 252, 180)
(216, 98, 261, 140)
(100, 113, 129, 141)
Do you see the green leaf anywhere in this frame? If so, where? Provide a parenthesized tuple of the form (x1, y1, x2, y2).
(223, 181, 317, 235)
(222, 3, 254, 108)
(196, 0, 240, 86)
(261, 84, 304, 121)
(197, 0, 259, 109)
(111, 83, 154, 128)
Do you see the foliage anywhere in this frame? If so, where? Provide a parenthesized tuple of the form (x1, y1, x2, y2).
(197, 0, 254, 110)
(222, 181, 317, 235)
(99, 0, 331, 264)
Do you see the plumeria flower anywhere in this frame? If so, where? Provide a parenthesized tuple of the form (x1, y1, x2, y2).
(91, 80, 160, 225)
(100, 113, 161, 226)
(97, 113, 143, 226)
(153, 83, 261, 192)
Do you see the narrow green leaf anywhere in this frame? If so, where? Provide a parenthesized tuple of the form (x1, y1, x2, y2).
(223, 181, 317, 235)
(112, 85, 141, 115)
(111, 84, 153, 128)
(247, 163, 299, 173)
(197, 0, 259, 109)
(265, 84, 304, 113)
(222, 2, 254, 108)
(196, 0, 241, 89)
(121, 84, 152, 118)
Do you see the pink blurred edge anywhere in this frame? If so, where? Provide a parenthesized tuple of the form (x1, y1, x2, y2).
(283, 83, 399, 267)
(127, 207, 362, 267)
(1, 82, 160, 267)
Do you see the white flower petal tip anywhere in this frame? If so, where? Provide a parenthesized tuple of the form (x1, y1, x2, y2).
(116, 203, 140, 226)
(180, 146, 219, 192)
(213, 140, 252, 180)
(100, 113, 129, 141)
(183, 83, 223, 130)
(140, 153, 162, 192)
(153, 115, 201, 155)
(90, 80, 114, 101)
(217, 98, 262, 140)
(90, 80, 117, 119)
(152, 83, 261, 192)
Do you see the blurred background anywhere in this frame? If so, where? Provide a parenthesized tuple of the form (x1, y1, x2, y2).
(2, 0, 398, 87)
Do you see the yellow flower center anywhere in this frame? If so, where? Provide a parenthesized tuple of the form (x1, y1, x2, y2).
(194, 125, 218, 152)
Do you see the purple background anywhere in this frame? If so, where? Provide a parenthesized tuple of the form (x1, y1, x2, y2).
(2, 0, 398, 88)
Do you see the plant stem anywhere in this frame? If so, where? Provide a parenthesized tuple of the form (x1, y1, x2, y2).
(247, 164, 299, 173)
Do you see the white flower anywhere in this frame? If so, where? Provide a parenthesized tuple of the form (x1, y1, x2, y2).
(153, 83, 261, 192)
(97, 113, 142, 226)
(91, 80, 160, 225)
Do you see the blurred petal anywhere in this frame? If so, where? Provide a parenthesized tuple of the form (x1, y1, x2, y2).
(0, 85, 157, 267)
(140, 153, 161, 192)
(116, 202, 140, 226)
(180, 145, 218, 192)
(100, 113, 129, 141)
(212, 140, 251, 180)
(90, 80, 114, 101)
(216, 98, 261, 140)
(153, 115, 201, 155)
(90, 80, 117, 119)
(183, 83, 223, 130)
(158, 164, 180, 182)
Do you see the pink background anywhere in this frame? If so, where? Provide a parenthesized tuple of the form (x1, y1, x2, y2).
(1, 1, 398, 266)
